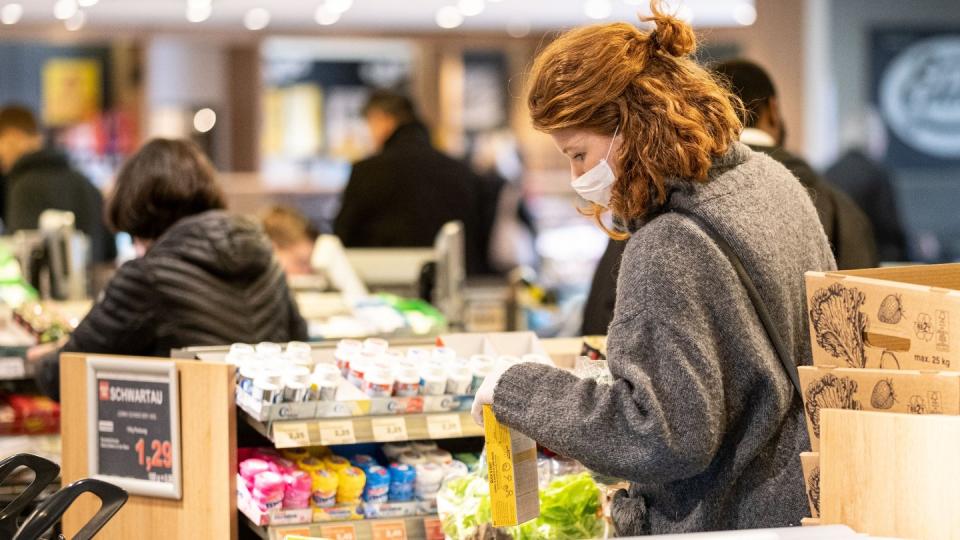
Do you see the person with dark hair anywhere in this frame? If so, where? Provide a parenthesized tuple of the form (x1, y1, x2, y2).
(0, 104, 116, 264)
(712, 60, 878, 269)
(334, 90, 483, 274)
(31, 139, 308, 401)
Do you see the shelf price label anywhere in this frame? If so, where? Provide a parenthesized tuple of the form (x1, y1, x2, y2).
(426, 414, 463, 439)
(371, 417, 409, 442)
(273, 422, 311, 448)
(320, 523, 357, 540)
(319, 420, 356, 445)
(423, 517, 444, 540)
(371, 520, 407, 540)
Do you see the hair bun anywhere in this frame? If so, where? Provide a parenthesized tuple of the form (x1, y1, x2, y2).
(643, 1, 696, 58)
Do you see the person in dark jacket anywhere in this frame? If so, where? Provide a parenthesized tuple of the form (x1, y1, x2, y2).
(0, 104, 116, 264)
(32, 139, 308, 401)
(334, 90, 484, 274)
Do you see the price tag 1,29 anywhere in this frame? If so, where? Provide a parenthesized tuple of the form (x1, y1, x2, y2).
(273, 422, 311, 448)
(426, 414, 463, 439)
(371, 417, 409, 442)
(319, 420, 357, 445)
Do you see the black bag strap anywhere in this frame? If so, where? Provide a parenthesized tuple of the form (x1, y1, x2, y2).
(673, 209, 802, 397)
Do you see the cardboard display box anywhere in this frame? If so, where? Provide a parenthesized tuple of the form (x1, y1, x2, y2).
(798, 365, 960, 451)
(806, 264, 960, 371)
(800, 452, 820, 519)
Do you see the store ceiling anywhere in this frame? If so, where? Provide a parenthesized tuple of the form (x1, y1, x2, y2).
(5, 0, 757, 33)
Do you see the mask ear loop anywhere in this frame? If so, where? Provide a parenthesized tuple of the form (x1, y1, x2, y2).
(604, 124, 620, 162)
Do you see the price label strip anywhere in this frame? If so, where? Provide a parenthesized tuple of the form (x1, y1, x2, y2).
(423, 517, 445, 540)
(272, 422, 311, 448)
(426, 414, 463, 439)
(371, 520, 407, 540)
(319, 419, 357, 445)
(371, 416, 409, 442)
(320, 524, 357, 540)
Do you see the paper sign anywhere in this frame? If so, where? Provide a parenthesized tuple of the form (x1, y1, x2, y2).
(273, 423, 311, 448)
(426, 414, 463, 439)
(371, 520, 407, 540)
(320, 524, 357, 540)
(372, 417, 409, 442)
(423, 517, 445, 540)
(319, 420, 356, 445)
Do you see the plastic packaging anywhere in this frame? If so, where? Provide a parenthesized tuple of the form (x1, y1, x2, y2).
(297, 457, 326, 475)
(469, 355, 495, 394)
(443, 460, 469, 482)
(310, 469, 339, 508)
(432, 347, 457, 365)
(256, 342, 283, 357)
(239, 458, 271, 489)
(252, 377, 282, 404)
(445, 365, 472, 396)
(394, 364, 421, 397)
(411, 441, 438, 454)
(334, 339, 362, 377)
(226, 343, 255, 366)
(362, 363, 395, 398)
(363, 465, 390, 503)
(281, 448, 310, 462)
(425, 449, 453, 466)
(382, 441, 412, 461)
(238, 365, 260, 395)
(347, 351, 376, 388)
(324, 456, 352, 473)
(405, 348, 430, 364)
(252, 471, 285, 510)
(351, 454, 377, 471)
(283, 378, 309, 403)
(336, 466, 367, 504)
(283, 470, 313, 509)
(363, 338, 389, 355)
(398, 451, 426, 466)
(388, 463, 417, 502)
(414, 462, 445, 501)
(419, 363, 447, 396)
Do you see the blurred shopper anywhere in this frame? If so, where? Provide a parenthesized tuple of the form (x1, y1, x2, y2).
(472, 4, 834, 534)
(334, 90, 484, 274)
(32, 139, 307, 401)
(469, 129, 538, 274)
(580, 238, 625, 335)
(0, 104, 116, 264)
(262, 205, 319, 276)
(713, 60, 878, 269)
(825, 109, 907, 262)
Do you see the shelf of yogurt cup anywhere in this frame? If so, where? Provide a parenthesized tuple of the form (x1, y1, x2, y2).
(232, 333, 554, 424)
(238, 443, 470, 534)
(243, 514, 443, 540)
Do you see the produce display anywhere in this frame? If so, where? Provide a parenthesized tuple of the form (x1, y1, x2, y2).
(0, 393, 60, 435)
(13, 302, 78, 344)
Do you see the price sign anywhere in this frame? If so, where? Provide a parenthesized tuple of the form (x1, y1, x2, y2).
(426, 414, 463, 439)
(319, 420, 356, 445)
(273, 423, 310, 448)
(423, 517, 445, 540)
(371, 417, 408, 442)
(320, 524, 357, 540)
(87, 358, 182, 499)
(371, 520, 407, 540)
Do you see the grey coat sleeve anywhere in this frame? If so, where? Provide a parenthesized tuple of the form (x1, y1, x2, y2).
(493, 225, 727, 484)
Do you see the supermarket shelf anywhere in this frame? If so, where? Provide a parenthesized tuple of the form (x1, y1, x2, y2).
(242, 410, 483, 448)
(243, 514, 442, 540)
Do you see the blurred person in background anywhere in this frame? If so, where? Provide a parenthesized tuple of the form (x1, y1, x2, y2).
(0, 104, 117, 266)
(469, 129, 538, 274)
(825, 109, 908, 262)
(472, 3, 834, 534)
(262, 205, 319, 277)
(31, 139, 307, 401)
(713, 60, 878, 269)
(334, 90, 485, 275)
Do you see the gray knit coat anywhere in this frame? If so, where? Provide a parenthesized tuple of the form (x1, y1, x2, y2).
(493, 142, 837, 535)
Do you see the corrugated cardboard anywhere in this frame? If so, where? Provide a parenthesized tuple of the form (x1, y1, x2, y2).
(482, 404, 539, 527)
(800, 452, 820, 519)
(806, 264, 960, 371)
(798, 365, 960, 451)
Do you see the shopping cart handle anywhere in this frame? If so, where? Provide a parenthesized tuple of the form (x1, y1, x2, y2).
(14, 478, 127, 540)
(0, 453, 60, 538)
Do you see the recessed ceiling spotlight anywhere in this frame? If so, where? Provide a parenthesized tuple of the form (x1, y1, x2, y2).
(584, 0, 612, 20)
(1, 3, 23, 25)
(315, 5, 340, 25)
(733, 2, 757, 26)
(458, 0, 484, 17)
(244, 7, 270, 31)
(436, 6, 464, 29)
(53, 0, 78, 21)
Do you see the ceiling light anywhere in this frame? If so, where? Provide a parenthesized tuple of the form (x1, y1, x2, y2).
(325, 0, 353, 14)
(1, 3, 23, 25)
(186, 3, 211, 22)
(193, 108, 217, 133)
(733, 2, 756, 26)
(506, 19, 530, 38)
(584, 0, 612, 20)
(458, 0, 484, 17)
(77, 0, 97, 7)
(64, 9, 85, 31)
(244, 7, 270, 30)
(436, 6, 463, 29)
(53, 0, 77, 20)
(623, 0, 644, 4)
(314, 5, 340, 25)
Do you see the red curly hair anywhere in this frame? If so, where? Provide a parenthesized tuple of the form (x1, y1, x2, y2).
(527, 1, 742, 239)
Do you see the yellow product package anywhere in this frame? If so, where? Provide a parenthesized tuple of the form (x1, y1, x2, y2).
(483, 404, 540, 527)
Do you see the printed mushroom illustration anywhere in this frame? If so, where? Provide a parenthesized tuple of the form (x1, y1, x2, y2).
(805, 373, 862, 438)
(810, 283, 869, 368)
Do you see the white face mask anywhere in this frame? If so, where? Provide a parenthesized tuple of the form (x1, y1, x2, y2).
(570, 126, 619, 208)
